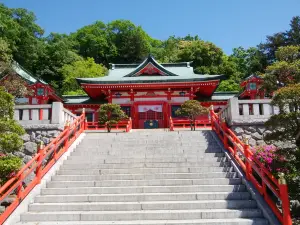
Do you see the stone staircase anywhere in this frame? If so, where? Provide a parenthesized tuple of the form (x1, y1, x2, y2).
(16, 130, 269, 225)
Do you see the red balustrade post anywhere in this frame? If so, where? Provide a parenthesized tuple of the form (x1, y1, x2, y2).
(221, 118, 228, 149)
(209, 105, 215, 131)
(243, 138, 252, 180)
(64, 120, 70, 151)
(35, 141, 45, 184)
(39, 108, 43, 120)
(278, 173, 292, 225)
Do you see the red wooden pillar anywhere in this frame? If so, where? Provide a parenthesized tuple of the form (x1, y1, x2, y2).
(278, 173, 292, 225)
(35, 142, 45, 184)
(244, 138, 252, 180)
(107, 90, 112, 103)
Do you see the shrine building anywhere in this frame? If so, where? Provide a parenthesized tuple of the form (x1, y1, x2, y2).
(1, 56, 264, 129)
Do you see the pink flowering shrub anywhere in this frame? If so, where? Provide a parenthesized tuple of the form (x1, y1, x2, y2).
(251, 145, 287, 174)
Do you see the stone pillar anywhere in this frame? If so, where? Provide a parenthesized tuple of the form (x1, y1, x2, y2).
(51, 102, 64, 124)
(228, 97, 239, 125)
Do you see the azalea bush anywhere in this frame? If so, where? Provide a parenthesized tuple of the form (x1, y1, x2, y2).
(251, 145, 287, 174)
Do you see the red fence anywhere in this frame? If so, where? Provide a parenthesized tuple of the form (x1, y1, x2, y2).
(85, 118, 132, 132)
(0, 113, 86, 224)
(209, 107, 292, 225)
(169, 117, 211, 131)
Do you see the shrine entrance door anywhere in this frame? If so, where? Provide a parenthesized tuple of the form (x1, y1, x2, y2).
(137, 105, 164, 129)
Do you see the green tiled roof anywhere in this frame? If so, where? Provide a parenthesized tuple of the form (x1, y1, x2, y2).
(63, 95, 107, 104)
(12, 62, 48, 85)
(77, 55, 225, 85)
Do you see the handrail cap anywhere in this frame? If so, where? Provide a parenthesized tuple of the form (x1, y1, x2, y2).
(278, 173, 287, 185)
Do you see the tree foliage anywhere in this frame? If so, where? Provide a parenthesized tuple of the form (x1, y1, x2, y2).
(262, 46, 300, 93)
(61, 57, 107, 95)
(175, 100, 209, 131)
(98, 103, 127, 132)
(0, 87, 25, 153)
(264, 84, 300, 206)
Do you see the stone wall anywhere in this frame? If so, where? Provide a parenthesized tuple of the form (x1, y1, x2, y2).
(231, 125, 297, 150)
(14, 124, 63, 165)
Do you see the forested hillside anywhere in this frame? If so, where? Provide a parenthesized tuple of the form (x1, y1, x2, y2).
(0, 3, 299, 95)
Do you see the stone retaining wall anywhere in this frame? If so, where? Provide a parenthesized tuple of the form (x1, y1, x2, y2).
(14, 124, 63, 165)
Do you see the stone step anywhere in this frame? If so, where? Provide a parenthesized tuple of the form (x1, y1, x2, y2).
(68, 153, 225, 160)
(60, 162, 231, 170)
(64, 157, 227, 165)
(47, 178, 242, 188)
(14, 218, 269, 225)
(41, 185, 247, 195)
(21, 209, 264, 221)
(29, 200, 258, 212)
(51, 172, 237, 181)
(57, 166, 234, 175)
(35, 192, 252, 203)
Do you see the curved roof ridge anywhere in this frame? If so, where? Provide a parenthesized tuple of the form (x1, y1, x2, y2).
(124, 55, 179, 77)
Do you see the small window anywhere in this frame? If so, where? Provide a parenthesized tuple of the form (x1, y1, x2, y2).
(37, 88, 44, 96)
(248, 83, 257, 90)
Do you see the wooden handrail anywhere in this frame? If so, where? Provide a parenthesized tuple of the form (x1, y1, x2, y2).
(0, 112, 86, 224)
(169, 117, 210, 131)
(209, 108, 292, 225)
(85, 118, 132, 132)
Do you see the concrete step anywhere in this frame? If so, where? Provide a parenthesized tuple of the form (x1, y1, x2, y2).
(57, 166, 234, 175)
(46, 178, 242, 188)
(68, 153, 226, 161)
(51, 172, 237, 181)
(21, 209, 263, 221)
(41, 185, 247, 195)
(35, 192, 252, 203)
(14, 218, 269, 225)
(29, 200, 258, 212)
(63, 157, 228, 165)
(60, 162, 231, 170)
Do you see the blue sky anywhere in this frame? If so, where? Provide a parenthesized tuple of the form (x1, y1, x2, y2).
(1, 0, 300, 54)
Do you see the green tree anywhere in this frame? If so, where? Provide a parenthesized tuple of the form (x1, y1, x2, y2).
(61, 57, 107, 95)
(98, 103, 127, 132)
(175, 100, 209, 131)
(264, 84, 300, 215)
(262, 46, 300, 93)
(230, 47, 267, 77)
(0, 4, 44, 71)
(34, 33, 81, 89)
(0, 38, 12, 71)
(259, 16, 300, 62)
(0, 87, 24, 183)
(71, 21, 114, 65)
(107, 20, 151, 63)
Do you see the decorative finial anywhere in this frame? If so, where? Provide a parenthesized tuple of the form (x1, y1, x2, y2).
(39, 141, 44, 149)
(221, 117, 226, 123)
(82, 108, 85, 113)
(65, 120, 70, 127)
(278, 173, 287, 185)
(242, 135, 249, 145)
(209, 105, 214, 110)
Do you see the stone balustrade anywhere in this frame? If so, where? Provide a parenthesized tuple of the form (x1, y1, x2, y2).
(14, 102, 77, 126)
(220, 97, 278, 126)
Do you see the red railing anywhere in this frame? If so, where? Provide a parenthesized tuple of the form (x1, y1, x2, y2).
(85, 118, 132, 132)
(0, 112, 86, 224)
(209, 107, 292, 225)
(169, 117, 211, 131)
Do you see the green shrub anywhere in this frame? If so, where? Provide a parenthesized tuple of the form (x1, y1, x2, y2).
(0, 155, 22, 185)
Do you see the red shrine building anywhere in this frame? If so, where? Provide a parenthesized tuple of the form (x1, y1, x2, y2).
(1, 56, 265, 129)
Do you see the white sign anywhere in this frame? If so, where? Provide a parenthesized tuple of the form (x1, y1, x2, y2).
(138, 105, 162, 112)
